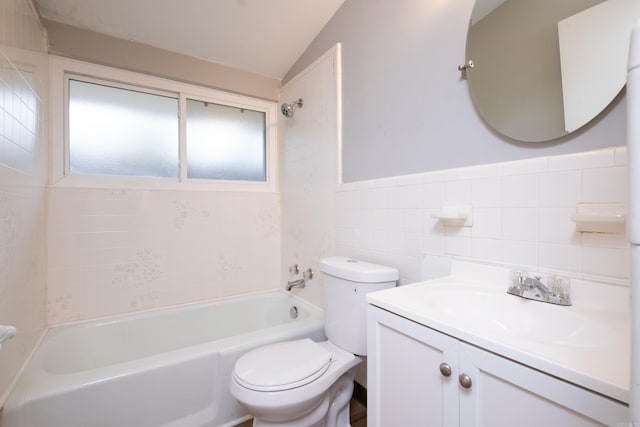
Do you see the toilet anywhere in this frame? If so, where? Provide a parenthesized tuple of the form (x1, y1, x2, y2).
(229, 256, 398, 427)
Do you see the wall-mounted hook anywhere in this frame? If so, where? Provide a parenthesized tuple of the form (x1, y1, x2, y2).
(458, 60, 474, 80)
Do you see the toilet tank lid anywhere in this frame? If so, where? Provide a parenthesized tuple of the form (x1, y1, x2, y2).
(319, 257, 399, 283)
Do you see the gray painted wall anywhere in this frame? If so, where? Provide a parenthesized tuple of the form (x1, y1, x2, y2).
(284, 0, 626, 182)
(44, 19, 281, 101)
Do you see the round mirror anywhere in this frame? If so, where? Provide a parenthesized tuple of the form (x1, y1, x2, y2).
(465, 0, 640, 142)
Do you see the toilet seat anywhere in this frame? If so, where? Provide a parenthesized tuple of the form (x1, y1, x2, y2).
(233, 339, 333, 392)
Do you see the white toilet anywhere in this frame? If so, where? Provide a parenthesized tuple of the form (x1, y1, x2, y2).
(229, 256, 398, 427)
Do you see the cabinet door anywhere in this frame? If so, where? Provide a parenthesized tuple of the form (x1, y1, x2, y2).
(367, 305, 459, 427)
(458, 343, 629, 427)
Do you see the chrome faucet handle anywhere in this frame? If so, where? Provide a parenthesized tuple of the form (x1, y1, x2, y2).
(548, 275, 572, 305)
(303, 268, 314, 280)
(508, 269, 528, 295)
(507, 271, 572, 306)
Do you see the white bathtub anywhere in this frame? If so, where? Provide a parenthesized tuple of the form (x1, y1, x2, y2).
(2, 291, 325, 427)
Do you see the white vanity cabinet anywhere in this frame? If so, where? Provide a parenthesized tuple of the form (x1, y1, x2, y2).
(367, 305, 628, 427)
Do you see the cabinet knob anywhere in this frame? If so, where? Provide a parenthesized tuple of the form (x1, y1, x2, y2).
(459, 373, 473, 389)
(439, 362, 452, 377)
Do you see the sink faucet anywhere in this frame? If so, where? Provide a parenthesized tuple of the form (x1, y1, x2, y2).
(286, 279, 306, 291)
(523, 276, 551, 297)
(508, 271, 571, 306)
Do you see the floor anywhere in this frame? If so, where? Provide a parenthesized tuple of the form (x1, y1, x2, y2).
(234, 396, 367, 426)
(350, 396, 367, 427)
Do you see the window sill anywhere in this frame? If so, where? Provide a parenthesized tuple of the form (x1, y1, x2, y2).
(50, 173, 277, 193)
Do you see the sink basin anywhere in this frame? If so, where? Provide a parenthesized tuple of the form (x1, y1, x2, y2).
(423, 286, 616, 348)
(366, 260, 630, 404)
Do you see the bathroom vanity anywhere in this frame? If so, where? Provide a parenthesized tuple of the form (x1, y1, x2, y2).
(366, 261, 629, 426)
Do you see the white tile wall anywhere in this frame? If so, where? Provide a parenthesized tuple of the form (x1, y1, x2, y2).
(337, 147, 630, 284)
(0, 0, 48, 406)
(280, 46, 339, 308)
(47, 188, 281, 324)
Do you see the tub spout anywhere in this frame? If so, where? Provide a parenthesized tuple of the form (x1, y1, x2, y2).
(286, 279, 306, 291)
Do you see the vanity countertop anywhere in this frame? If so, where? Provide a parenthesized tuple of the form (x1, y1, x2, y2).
(366, 261, 630, 404)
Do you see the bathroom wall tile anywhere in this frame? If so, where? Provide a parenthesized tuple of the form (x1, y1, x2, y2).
(582, 232, 629, 249)
(538, 243, 582, 273)
(422, 182, 443, 209)
(501, 174, 537, 207)
(402, 184, 423, 209)
(496, 156, 547, 176)
(387, 231, 404, 255)
(352, 186, 372, 210)
(280, 48, 342, 307)
(357, 208, 374, 231)
(444, 180, 471, 205)
(335, 226, 356, 248)
(445, 235, 472, 257)
(614, 146, 628, 166)
(389, 209, 403, 232)
(403, 209, 422, 233)
(48, 188, 282, 323)
(471, 238, 502, 263)
(547, 149, 614, 171)
(370, 208, 389, 231)
(0, 0, 48, 406)
(501, 208, 537, 242)
(404, 232, 422, 256)
(423, 231, 445, 254)
(582, 166, 627, 203)
(538, 170, 582, 208)
(472, 208, 501, 239)
(423, 208, 444, 233)
(394, 173, 423, 186)
(385, 185, 403, 209)
(501, 240, 538, 267)
(420, 254, 452, 280)
(370, 229, 388, 252)
(538, 208, 579, 245)
(582, 246, 631, 279)
(357, 227, 374, 250)
(422, 168, 457, 183)
(370, 186, 387, 210)
(403, 255, 422, 282)
(472, 176, 501, 207)
(335, 147, 628, 287)
(456, 163, 497, 180)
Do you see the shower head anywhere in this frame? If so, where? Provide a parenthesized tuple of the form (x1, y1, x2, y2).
(280, 98, 303, 118)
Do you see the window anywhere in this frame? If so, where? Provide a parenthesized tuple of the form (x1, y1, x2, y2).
(68, 79, 179, 178)
(51, 57, 277, 191)
(185, 99, 266, 181)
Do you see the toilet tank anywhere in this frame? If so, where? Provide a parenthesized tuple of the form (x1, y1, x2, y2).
(319, 257, 398, 355)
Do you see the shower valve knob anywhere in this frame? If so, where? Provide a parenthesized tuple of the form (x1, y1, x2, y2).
(303, 268, 314, 280)
(289, 264, 300, 275)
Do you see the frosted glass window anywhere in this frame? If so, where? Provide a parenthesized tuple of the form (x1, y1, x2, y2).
(69, 79, 179, 177)
(186, 99, 266, 181)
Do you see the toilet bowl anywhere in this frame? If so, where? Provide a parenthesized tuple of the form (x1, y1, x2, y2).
(229, 340, 360, 427)
(229, 257, 398, 427)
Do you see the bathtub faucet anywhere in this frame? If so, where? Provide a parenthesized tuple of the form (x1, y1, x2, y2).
(286, 279, 306, 291)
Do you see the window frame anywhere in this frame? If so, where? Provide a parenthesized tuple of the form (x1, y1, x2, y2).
(50, 56, 278, 192)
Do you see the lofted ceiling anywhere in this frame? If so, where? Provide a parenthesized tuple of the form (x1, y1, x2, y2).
(33, 0, 346, 79)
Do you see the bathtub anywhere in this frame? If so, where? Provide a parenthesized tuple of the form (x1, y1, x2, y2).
(2, 291, 325, 427)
